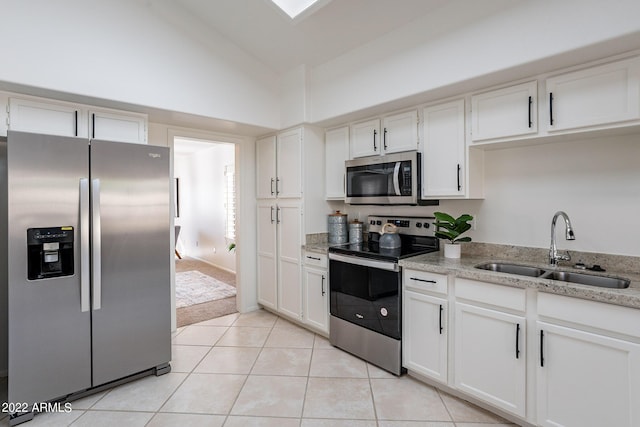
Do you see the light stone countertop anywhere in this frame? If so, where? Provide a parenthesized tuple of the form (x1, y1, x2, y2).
(302, 244, 331, 255)
(400, 251, 640, 310)
(301, 239, 640, 309)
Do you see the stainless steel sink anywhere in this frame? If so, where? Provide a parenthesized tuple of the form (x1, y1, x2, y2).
(540, 271, 630, 289)
(475, 263, 547, 277)
(474, 262, 631, 289)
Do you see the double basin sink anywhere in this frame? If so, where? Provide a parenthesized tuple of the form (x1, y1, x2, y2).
(475, 262, 630, 289)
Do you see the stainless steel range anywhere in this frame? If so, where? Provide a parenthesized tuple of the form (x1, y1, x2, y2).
(328, 215, 439, 375)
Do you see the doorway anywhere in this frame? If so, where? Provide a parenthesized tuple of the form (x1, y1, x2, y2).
(173, 137, 238, 327)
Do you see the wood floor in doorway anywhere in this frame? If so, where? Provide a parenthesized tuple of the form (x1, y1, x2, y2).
(175, 257, 238, 327)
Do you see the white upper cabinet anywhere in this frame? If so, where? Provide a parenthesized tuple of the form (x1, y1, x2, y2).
(350, 118, 380, 158)
(7, 96, 148, 143)
(381, 110, 418, 154)
(89, 109, 147, 144)
(324, 126, 349, 200)
(276, 128, 303, 198)
(471, 81, 538, 142)
(256, 136, 277, 199)
(421, 99, 466, 198)
(350, 112, 418, 159)
(256, 128, 303, 200)
(546, 56, 640, 132)
(8, 97, 85, 138)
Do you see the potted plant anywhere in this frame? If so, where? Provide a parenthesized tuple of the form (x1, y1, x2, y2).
(433, 212, 473, 259)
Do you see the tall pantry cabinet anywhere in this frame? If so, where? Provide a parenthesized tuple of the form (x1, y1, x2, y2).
(256, 126, 325, 321)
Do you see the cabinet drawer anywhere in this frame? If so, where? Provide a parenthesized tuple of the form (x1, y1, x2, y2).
(455, 278, 525, 312)
(404, 270, 448, 295)
(304, 252, 327, 269)
(538, 292, 640, 339)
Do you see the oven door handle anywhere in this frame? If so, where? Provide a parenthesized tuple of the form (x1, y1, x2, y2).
(393, 162, 401, 196)
(329, 252, 399, 272)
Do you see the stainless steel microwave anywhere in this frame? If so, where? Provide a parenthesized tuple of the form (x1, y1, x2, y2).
(345, 151, 436, 205)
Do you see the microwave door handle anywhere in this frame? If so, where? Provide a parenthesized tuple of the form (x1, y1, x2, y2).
(393, 162, 401, 195)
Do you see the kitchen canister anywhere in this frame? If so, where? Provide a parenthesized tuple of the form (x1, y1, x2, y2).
(349, 219, 363, 244)
(328, 211, 348, 244)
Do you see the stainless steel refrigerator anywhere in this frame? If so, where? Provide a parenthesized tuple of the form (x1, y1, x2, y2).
(0, 131, 171, 425)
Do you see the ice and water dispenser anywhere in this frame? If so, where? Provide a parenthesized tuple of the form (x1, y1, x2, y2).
(27, 227, 74, 280)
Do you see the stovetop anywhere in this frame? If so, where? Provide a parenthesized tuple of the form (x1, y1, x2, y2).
(328, 215, 439, 262)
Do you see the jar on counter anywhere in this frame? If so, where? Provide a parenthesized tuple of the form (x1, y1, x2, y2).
(328, 211, 348, 244)
(349, 219, 363, 244)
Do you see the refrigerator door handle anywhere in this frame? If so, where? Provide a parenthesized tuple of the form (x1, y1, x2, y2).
(92, 178, 102, 311)
(80, 178, 90, 312)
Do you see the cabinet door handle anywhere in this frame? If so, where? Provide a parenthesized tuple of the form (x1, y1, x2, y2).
(410, 277, 437, 284)
(383, 127, 388, 150)
(270, 178, 275, 195)
(75, 110, 79, 137)
(91, 113, 96, 139)
(515, 323, 521, 359)
(549, 92, 554, 126)
(540, 330, 545, 367)
(439, 304, 444, 334)
(276, 177, 280, 195)
(457, 164, 461, 192)
(270, 206, 275, 223)
(528, 96, 533, 128)
(321, 275, 326, 296)
(276, 207, 281, 224)
(373, 129, 378, 151)
(306, 255, 321, 261)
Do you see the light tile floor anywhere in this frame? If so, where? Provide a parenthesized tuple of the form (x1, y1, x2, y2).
(0, 310, 516, 426)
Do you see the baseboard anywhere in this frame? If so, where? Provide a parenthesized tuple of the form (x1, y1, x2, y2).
(189, 256, 236, 275)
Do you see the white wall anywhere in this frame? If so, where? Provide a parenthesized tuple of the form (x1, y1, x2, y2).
(309, 0, 640, 124)
(335, 132, 640, 257)
(0, 0, 280, 129)
(175, 144, 237, 273)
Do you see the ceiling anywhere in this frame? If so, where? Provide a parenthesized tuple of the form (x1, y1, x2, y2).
(144, 0, 455, 73)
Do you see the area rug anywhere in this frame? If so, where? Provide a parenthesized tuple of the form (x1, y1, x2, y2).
(175, 270, 237, 308)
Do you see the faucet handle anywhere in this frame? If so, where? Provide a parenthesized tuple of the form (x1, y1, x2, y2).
(558, 251, 571, 262)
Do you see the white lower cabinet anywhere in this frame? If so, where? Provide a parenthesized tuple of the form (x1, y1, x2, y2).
(256, 200, 302, 320)
(454, 302, 526, 418)
(401, 272, 640, 427)
(402, 269, 448, 383)
(403, 290, 447, 383)
(453, 279, 526, 418)
(303, 252, 329, 334)
(537, 294, 640, 427)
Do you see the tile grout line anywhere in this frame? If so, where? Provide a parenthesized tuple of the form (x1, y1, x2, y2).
(221, 313, 278, 424)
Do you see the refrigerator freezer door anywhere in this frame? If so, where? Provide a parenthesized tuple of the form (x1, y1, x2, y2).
(89, 140, 171, 385)
(7, 131, 92, 404)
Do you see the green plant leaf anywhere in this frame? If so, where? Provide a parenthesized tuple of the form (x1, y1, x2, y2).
(434, 212, 456, 223)
(433, 212, 473, 244)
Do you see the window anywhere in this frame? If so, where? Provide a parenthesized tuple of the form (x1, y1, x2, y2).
(224, 164, 236, 241)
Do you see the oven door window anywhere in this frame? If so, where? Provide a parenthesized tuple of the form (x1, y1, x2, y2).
(329, 259, 401, 339)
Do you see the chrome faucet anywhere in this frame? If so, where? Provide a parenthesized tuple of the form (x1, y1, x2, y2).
(549, 211, 575, 266)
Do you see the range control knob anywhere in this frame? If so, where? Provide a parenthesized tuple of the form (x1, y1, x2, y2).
(370, 220, 375, 225)
(416, 222, 422, 228)
(376, 220, 382, 225)
(423, 222, 430, 228)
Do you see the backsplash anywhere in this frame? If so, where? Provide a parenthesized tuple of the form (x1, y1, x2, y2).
(306, 233, 328, 245)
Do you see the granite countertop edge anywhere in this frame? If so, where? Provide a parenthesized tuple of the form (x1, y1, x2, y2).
(399, 252, 640, 310)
